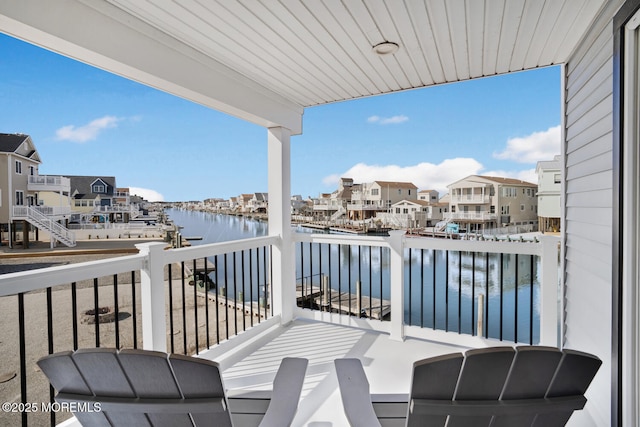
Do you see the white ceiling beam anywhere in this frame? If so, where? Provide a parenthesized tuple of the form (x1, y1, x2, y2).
(0, 0, 303, 134)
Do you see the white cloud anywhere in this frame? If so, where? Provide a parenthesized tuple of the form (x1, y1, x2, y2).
(55, 115, 121, 142)
(129, 187, 165, 202)
(367, 115, 409, 125)
(323, 158, 484, 194)
(493, 125, 561, 163)
(482, 168, 538, 185)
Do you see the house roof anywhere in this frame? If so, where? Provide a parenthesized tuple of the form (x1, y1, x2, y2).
(373, 181, 418, 189)
(0, 1, 611, 135)
(69, 175, 116, 199)
(392, 199, 430, 207)
(0, 133, 41, 162)
(448, 175, 537, 188)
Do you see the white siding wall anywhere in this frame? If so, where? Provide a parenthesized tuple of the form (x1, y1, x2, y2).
(564, 2, 623, 424)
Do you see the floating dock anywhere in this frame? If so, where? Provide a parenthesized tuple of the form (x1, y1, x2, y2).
(296, 283, 391, 320)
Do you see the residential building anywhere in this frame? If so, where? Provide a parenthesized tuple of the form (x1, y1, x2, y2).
(236, 193, 254, 213)
(446, 175, 538, 233)
(379, 199, 445, 228)
(69, 176, 119, 223)
(249, 192, 268, 213)
(348, 180, 417, 221)
(536, 155, 562, 233)
(0, 133, 75, 247)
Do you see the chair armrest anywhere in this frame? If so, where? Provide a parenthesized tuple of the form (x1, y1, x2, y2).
(334, 358, 382, 427)
(258, 357, 308, 427)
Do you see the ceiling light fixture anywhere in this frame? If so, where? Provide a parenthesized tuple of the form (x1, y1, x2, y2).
(372, 41, 399, 55)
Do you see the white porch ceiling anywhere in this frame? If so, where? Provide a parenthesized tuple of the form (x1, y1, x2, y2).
(0, 0, 608, 133)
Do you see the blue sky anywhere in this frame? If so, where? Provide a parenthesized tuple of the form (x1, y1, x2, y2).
(0, 33, 561, 202)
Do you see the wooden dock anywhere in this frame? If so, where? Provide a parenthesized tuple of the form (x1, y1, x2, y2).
(296, 283, 391, 320)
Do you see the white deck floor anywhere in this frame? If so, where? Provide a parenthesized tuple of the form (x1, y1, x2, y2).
(204, 319, 469, 426)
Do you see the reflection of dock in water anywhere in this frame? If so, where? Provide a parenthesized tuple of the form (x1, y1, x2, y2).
(296, 281, 391, 320)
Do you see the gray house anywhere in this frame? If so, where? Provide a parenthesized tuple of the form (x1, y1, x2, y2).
(1, 1, 639, 424)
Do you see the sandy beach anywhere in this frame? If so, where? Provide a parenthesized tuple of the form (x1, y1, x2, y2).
(0, 241, 259, 426)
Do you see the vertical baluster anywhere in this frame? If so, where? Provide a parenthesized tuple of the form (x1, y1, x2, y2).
(328, 244, 333, 313)
(348, 245, 352, 316)
(445, 252, 449, 332)
(472, 252, 476, 335)
(168, 264, 175, 353)
(46, 288, 55, 426)
(368, 245, 372, 319)
(379, 246, 384, 321)
(485, 253, 489, 339)
(338, 244, 342, 314)
(432, 250, 436, 330)
(530, 254, 534, 344)
(131, 272, 137, 349)
(319, 242, 323, 312)
(500, 253, 504, 341)
(214, 255, 220, 344)
(249, 249, 254, 327)
(458, 251, 462, 334)
(192, 259, 199, 354)
(241, 251, 246, 332)
(269, 245, 273, 316)
(113, 274, 120, 349)
(310, 242, 314, 308)
(93, 278, 100, 347)
(18, 293, 27, 427)
(71, 282, 78, 350)
(357, 245, 362, 318)
(204, 259, 210, 348)
(408, 248, 412, 325)
(232, 251, 238, 336)
(180, 262, 187, 354)
(515, 254, 519, 343)
(224, 253, 229, 340)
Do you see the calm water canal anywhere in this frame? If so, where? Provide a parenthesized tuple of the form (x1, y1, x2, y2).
(165, 208, 540, 343)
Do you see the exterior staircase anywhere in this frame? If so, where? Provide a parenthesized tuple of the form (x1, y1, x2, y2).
(12, 206, 76, 247)
(330, 206, 346, 221)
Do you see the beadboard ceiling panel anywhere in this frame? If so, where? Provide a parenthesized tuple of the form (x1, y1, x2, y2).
(0, 0, 610, 131)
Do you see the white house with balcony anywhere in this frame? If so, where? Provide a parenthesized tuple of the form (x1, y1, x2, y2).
(446, 175, 538, 233)
(2, 1, 640, 425)
(536, 155, 562, 233)
(0, 133, 75, 248)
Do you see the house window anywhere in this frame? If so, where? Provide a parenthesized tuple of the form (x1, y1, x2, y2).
(15, 161, 22, 174)
(15, 191, 24, 206)
(398, 189, 402, 195)
(395, 208, 400, 214)
(93, 184, 106, 193)
(408, 189, 411, 195)
(520, 204, 525, 211)
(451, 206, 456, 213)
(490, 206, 496, 213)
(371, 189, 379, 196)
(29, 166, 35, 176)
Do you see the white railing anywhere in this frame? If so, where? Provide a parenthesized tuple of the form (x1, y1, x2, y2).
(27, 175, 70, 192)
(451, 194, 491, 203)
(32, 206, 72, 216)
(292, 232, 560, 347)
(444, 212, 498, 221)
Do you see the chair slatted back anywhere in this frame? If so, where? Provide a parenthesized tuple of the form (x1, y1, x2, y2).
(407, 346, 601, 427)
(38, 348, 232, 427)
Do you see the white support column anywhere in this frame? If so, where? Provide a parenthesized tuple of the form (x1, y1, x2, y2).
(388, 230, 406, 341)
(538, 235, 560, 347)
(136, 242, 167, 352)
(268, 127, 295, 325)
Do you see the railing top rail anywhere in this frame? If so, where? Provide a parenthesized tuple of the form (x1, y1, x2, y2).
(0, 253, 146, 297)
(295, 231, 558, 256)
(162, 235, 279, 265)
(294, 232, 390, 248)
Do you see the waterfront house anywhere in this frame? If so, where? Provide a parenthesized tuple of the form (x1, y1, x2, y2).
(1, 1, 638, 425)
(378, 199, 445, 229)
(312, 177, 354, 222)
(249, 192, 268, 213)
(237, 193, 254, 213)
(349, 180, 418, 221)
(0, 133, 74, 248)
(536, 155, 562, 233)
(445, 175, 538, 233)
(69, 176, 116, 223)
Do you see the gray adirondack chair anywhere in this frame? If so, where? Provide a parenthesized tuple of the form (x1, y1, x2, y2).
(37, 348, 308, 427)
(335, 346, 601, 427)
